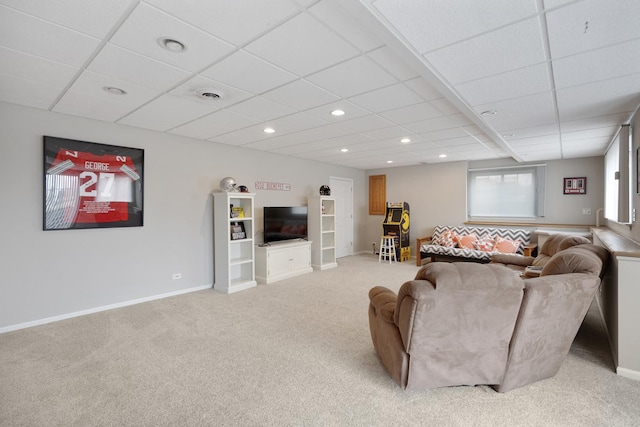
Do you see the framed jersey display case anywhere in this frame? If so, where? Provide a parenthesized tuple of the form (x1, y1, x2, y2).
(43, 136, 144, 230)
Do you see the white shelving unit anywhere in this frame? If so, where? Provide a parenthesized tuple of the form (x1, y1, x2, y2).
(212, 191, 257, 293)
(308, 196, 337, 270)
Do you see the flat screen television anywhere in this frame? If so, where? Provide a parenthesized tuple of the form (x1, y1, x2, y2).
(263, 206, 308, 244)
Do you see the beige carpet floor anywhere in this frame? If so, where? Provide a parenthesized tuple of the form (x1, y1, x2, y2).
(1, 254, 639, 426)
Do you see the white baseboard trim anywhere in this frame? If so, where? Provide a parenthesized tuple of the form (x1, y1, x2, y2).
(0, 284, 212, 334)
(617, 367, 640, 381)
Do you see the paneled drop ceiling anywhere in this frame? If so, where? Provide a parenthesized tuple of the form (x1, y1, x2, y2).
(1, 0, 639, 169)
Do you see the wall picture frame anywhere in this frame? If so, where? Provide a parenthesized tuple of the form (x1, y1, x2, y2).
(563, 177, 586, 195)
(43, 136, 144, 230)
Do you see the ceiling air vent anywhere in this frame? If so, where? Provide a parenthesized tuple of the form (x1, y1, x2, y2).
(195, 89, 223, 100)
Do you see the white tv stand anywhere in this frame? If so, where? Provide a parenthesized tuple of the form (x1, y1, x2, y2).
(255, 240, 313, 284)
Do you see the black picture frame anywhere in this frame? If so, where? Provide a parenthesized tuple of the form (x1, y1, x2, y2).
(230, 221, 246, 240)
(563, 177, 586, 195)
(43, 136, 144, 230)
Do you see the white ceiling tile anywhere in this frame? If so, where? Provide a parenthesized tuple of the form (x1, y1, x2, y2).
(53, 91, 137, 122)
(378, 102, 442, 124)
(420, 127, 470, 142)
(556, 73, 640, 121)
(559, 112, 631, 133)
(0, 46, 78, 87)
(267, 112, 330, 133)
(367, 46, 420, 81)
(309, 1, 384, 52)
(67, 70, 160, 105)
(362, 126, 411, 140)
(225, 96, 297, 121)
(431, 98, 459, 116)
(0, 74, 62, 108)
(0, 6, 100, 67)
(118, 94, 221, 131)
(109, 3, 235, 73)
(210, 128, 264, 146)
(304, 100, 372, 120)
(0, 0, 135, 38)
(245, 12, 359, 76)
(370, 0, 538, 53)
(349, 83, 423, 113)
(306, 55, 397, 98)
(88, 44, 191, 90)
(403, 77, 444, 101)
(200, 50, 297, 95)
(553, 39, 640, 89)
(145, 0, 302, 46)
(561, 126, 618, 141)
(403, 113, 473, 133)
(425, 18, 547, 84)
(562, 136, 610, 149)
(545, 0, 640, 59)
(474, 92, 557, 131)
(455, 63, 552, 106)
(262, 80, 339, 111)
(168, 75, 253, 108)
(338, 115, 394, 133)
(171, 110, 260, 140)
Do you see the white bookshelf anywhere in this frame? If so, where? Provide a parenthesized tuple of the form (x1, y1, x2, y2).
(308, 196, 337, 270)
(212, 191, 257, 293)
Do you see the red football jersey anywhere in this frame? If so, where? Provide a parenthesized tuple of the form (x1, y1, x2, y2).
(46, 148, 141, 227)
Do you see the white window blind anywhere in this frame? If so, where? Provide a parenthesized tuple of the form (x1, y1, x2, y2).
(604, 124, 632, 223)
(468, 165, 546, 218)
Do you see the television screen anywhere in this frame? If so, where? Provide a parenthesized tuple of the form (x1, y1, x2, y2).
(264, 206, 308, 244)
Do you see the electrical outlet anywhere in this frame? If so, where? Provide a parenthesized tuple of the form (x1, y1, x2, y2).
(172, 273, 182, 280)
(582, 208, 592, 215)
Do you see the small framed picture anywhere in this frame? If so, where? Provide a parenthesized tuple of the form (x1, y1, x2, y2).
(563, 177, 586, 195)
(230, 221, 246, 240)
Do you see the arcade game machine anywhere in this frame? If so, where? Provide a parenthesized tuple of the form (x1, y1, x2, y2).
(382, 202, 410, 261)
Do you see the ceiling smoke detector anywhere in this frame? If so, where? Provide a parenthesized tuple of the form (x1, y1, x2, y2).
(195, 89, 223, 100)
(157, 37, 187, 52)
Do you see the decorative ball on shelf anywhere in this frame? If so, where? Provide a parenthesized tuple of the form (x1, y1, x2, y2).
(219, 177, 237, 192)
(319, 185, 331, 196)
(238, 185, 249, 193)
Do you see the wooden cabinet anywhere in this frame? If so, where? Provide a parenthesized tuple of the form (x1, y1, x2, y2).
(308, 196, 337, 270)
(212, 191, 256, 293)
(255, 241, 313, 284)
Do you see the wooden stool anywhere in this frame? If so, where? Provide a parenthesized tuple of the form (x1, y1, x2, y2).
(379, 235, 397, 263)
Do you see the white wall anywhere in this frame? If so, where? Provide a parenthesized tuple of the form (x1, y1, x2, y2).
(0, 102, 365, 329)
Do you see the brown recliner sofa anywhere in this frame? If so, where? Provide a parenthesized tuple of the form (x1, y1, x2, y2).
(368, 243, 609, 392)
(491, 233, 592, 273)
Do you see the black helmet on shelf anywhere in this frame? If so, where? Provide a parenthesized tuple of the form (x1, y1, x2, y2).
(238, 185, 249, 193)
(319, 185, 331, 196)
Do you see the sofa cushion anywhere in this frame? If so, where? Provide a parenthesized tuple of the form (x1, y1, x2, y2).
(494, 236, 522, 254)
(474, 235, 496, 252)
(455, 233, 478, 249)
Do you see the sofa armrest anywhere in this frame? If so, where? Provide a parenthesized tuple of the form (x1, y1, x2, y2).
(491, 253, 535, 267)
(416, 236, 433, 266)
(368, 286, 397, 323)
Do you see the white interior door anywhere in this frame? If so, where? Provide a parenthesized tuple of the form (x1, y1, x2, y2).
(330, 177, 353, 258)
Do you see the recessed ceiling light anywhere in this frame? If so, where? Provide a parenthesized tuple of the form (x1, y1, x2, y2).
(386, 160, 393, 164)
(481, 110, 497, 116)
(331, 109, 345, 116)
(438, 154, 447, 158)
(400, 138, 411, 143)
(264, 127, 275, 134)
(340, 148, 349, 153)
(103, 86, 126, 95)
(195, 88, 223, 100)
(157, 37, 187, 53)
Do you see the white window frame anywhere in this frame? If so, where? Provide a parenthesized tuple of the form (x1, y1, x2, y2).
(467, 164, 546, 220)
